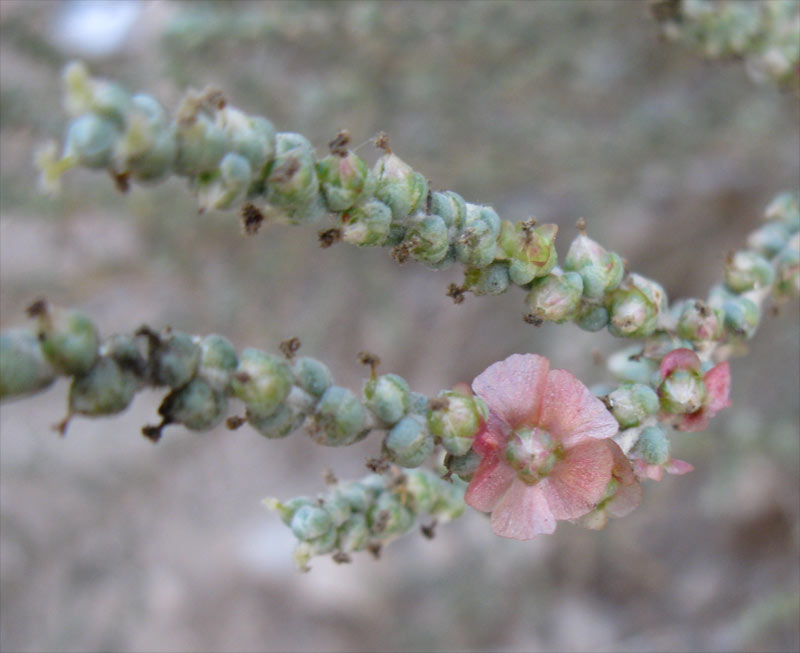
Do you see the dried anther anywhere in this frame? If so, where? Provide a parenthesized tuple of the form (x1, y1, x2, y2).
(420, 520, 438, 540)
(366, 457, 391, 473)
(323, 468, 338, 486)
(523, 312, 544, 326)
(428, 397, 450, 412)
(374, 131, 391, 153)
(240, 203, 264, 235)
(318, 228, 341, 248)
(446, 283, 466, 304)
(358, 351, 381, 376)
(26, 298, 49, 318)
(269, 157, 300, 184)
(367, 542, 382, 559)
(328, 130, 350, 157)
(141, 416, 172, 443)
(110, 171, 130, 193)
(576, 217, 587, 234)
(279, 337, 301, 360)
(390, 242, 412, 264)
(226, 415, 246, 430)
(521, 217, 538, 245)
(332, 552, 352, 564)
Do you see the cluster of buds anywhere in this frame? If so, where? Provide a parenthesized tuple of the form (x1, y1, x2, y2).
(652, 0, 800, 88)
(266, 468, 466, 570)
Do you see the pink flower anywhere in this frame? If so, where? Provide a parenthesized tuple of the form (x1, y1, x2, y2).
(659, 348, 731, 432)
(631, 457, 693, 482)
(465, 354, 619, 540)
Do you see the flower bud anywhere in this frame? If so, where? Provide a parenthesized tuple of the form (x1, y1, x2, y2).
(291, 357, 332, 398)
(464, 262, 510, 296)
(247, 403, 304, 439)
(290, 504, 333, 542)
(310, 385, 368, 446)
(230, 348, 292, 417)
(403, 469, 437, 513)
(607, 346, 658, 384)
(408, 214, 450, 265)
(219, 108, 276, 173)
(527, 271, 584, 323)
(722, 296, 760, 339)
(68, 357, 137, 416)
(364, 373, 410, 425)
(659, 367, 707, 415)
(124, 125, 177, 183)
(160, 377, 226, 431)
(676, 299, 724, 342)
(373, 152, 427, 222)
(747, 221, 791, 258)
(33, 304, 99, 376)
(429, 190, 467, 229)
(340, 198, 392, 246)
(764, 192, 799, 231)
(63, 115, 119, 169)
(724, 250, 775, 292)
(338, 482, 372, 513)
(773, 237, 800, 300)
(368, 491, 414, 537)
(197, 334, 238, 392)
(317, 151, 375, 212)
(264, 495, 315, 525)
(608, 382, 660, 428)
(564, 233, 624, 299)
(99, 334, 146, 376)
(322, 494, 352, 528)
(153, 331, 201, 389)
(382, 416, 435, 468)
(0, 329, 56, 400)
(131, 94, 168, 126)
(430, 479, 467, 520)
(454, 204, 500, 268)
(298, 526, 339, 558)
(428, 390, 487, 456)
(607, 274, 667, 338)
(497, 221, 558, 285)
(575, 301, 610, 332)
(444, 449, 481, 482)
(175, 113, 227, 176)
(337, 513, 369, 552)
(265, 133, 320, 209)
(196, 152, 253, 211)
(63, 62, 132, 127)
(633, 425, 670, 465)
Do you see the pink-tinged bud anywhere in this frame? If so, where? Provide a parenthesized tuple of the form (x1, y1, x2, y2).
(724, 251, 774, 292)
(317, 151, 375, 212)
(527, 271, 583, 323)
(564, 233, 624, 299)
(497, 221, 559, 284)
(676, 300, 724, 343)
(606, 274, 667, 338)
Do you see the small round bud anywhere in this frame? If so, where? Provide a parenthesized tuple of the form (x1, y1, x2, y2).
(429, 190, 467, 229)
(175, 114, 227, 175)
(368, 491, 414, 537)
(266, 495, 314, 526)
(498, 221, 558, 284)
(575, 301, 610, 332)
(160, 377, 226, 431)
(340, 198, 392, 246)
(527, 271, 584, 323)
(100, 334, 146, 375)
(608, 382, 660, 428)
(63, 115, 119, 169)
(676, 300, 723, 343)
(153, 331, 201, 389)
(337, 513, 369, 552)
(292, 357, 333, 398)
(428, 390, 487, 456)
(724, 250, 775, 292)
(338, 482, 372, 513)
(764, 192, 799, 231)
(722, 296, 760, 339)
(373, 153, 427, 222)
(231, 348, 292, 416)
(607, 346, 658, 384)
(69, 357, 137, 416)
(34, 305, 100, 376)
(311, 385, 368, 446)
(408, 214, 450, 265)
(0, 329, 56, 400)
(404, 469, 438, 514)
(444, 449, 481, 482)
(322, 494, 352, 528)
(198, 334, 238, 392)
(317, 151, 375, 212)
(659, 368, 707, 415)
(465, 262, 510, 296)
(382, 416, 435, 468)
(220, 108, 276, 172)
(454, 205, 500, 269)
(131, 94, 168, 125)
(633, 425, 671, 465)
(247, 403, 304, 439)
(364, 373, 410, 425)
(290, 504, 333, 542)
(747, 221, 791, 258)
(607, 274, 667, 338)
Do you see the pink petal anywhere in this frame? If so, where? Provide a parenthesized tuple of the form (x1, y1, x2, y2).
(633, 460, 664, 482)
(490, 479, 556, 540)
(660, 348, 701, 379)
(677, 410, 710, 433)
(464, 453, 516, 512)
(605, 481, 643, 518)
(472, 417, 509, 457)
(703, 361, 731, 416)
(607, 440, 636, 486)
(665, 458, 694, 475)
(471, 354, 549, 428)
(540, 438, 615, 519)
(538, 369, 618, 447)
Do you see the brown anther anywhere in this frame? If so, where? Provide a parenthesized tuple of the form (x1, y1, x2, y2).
(233, 371, 251, 384)
(429, 397, 450, 412)
(599, 395, 613, 411)
(523, 312, 544, 327)
(367, 542, 382, 559)
(358, 351, 381, 377)
(200, 86, 227, 110)
(628, 350, 644, 362)
(373, 509, 390, 534)
(770, 304, 780, 317)
(390, 242, 412, 264)
(576, 217, 587, 234)
(323, 468, 338, 486)
(141, 417, 171, 443)
(26, 298, 49, 318)
(226, 415, 246, 430)
(332, 551, 352, 564)
(521, 217, 538, 245)
(374, 131, 391, 154)
(446, 283, 466, 304)
(268, 157, 300, 184)
(110, 171, 130, 194)
(279, 337, 302, 360)
(240, 203, 264, 235)
(318, 228, 342, 248)
(425, 189, 433, 214)
(725, 250, 735, 265)
(366, 457, 391, 473)
(53, 414, 72, 437)
(420, 520, 438, 540)
(328, 129, 350, 157)
(440, 469, 454, 483)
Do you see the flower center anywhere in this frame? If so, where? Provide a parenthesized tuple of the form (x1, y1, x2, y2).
(504, 427, 562, 485)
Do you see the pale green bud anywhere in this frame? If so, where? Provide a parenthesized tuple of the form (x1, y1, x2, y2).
(659, 368, 707, 414)
(322, 494, 352, 528)
(292, 357, 332, 398)
(564, 233, 624, 298)
(724, 250, 774, 292)
(340, 198, 391, 246)
(429, 190, 467, 229)
(404, 469, 438, 514)
(465, 262, 510, 296)
(126, 125, 176, 183)
(311, 385, 368, 446)
(131, 94, 168, 125)
(368, 491, 414, 537)
(527, 271, 584, 323)
(231, 348, 292, 416)
(160, 377, 226, 431)
(575, 301, 610, 332)
(633, 425, 671, 465)
(174, 114, 227, 175)
(198, 334, 238, 392)
(383, 416, 434, 468)
(454, 205, 501, 269)
(153, 331, 201, 389)
(722, 296, 760, 339)
(609, 382, 660, 428)
(265, 495, 314, 526)
(747, 221, 791, 258)
(676, 300, 724, 342)
(63, 115, 119, 169)
(607, 274, 667, 338)
(0, 329, 56, 400)
(247, 403, 304, 439)
(100, 334, 146, 375)
(220, 108, 276, 172)
(373, 153, 427, 221)
(337, 513, 369, 552)
(317, 151, 375, 212)
(196, 152, 253, 211)
(290, 504, 333, 542)
(408, 214, 450, 265)
(364, 373, 410, 425)
(428, 390, 487, 456)
(764, 192, 799, 231)
(498, 221, 558, 282)
(430, 478, 467, 520)
(62, 62, 131, 126)
(444, 449, 481, 482)
(338, 482, 372, 513)
(265, 133, 320, 209)
(69, 357, 137, 416)
(607, 346, 658, 384)
(34, 305, 99, 376)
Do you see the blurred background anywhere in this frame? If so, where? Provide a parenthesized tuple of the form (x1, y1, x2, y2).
(0, 1, 798, 651)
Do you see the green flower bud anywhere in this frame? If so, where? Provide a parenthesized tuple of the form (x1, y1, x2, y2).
(444, 449, 481, 482)
(310, 385, 368, 446)
(290, 504, 333, 542)
(265, 133, 320, 209)
(0, 329, 56, 400)
(291, 357, 333, 398)
(125, 125, 177, 183)
(340, 198, 392, 246)
(373, 152, 427, 221)
(196, 152, 253, 211)
(607, 346, 658, 384)
(676, 300, 724, 342)
(69, 357, 137, 416)
(454, 205, 500, 269)
(247, 403, 305, 439)
(527, 271, 584, 323)
(338, 482, 372, 513)
(722, 296, 760, 339)
(100, 334, 146, 375)
(607, 274, 667, 338)
(408, 391, 429, 416)
(230, 348, 292, 417)
(63, 115, 119, 169)
(403, 469, 438, 513)
(175, 113, 227, 176)
(322, 494, 352, 528)
(430, 477, 467, 520)
(407, 214, 450, 265)
(302, 524, 339, 556)
(428, 390, 487, 456)
(160, 377, 226, 431)
(198, 334, 238, 392)
(724, 250, 775, 292)
(764, 192, 799, 231)
(265, 495, 314, 526)
(284, 194, 327, 225)
(659, 368, 707, 414)
(464, 262, 510, 296)
(608, 382, 660, 428)
(220, 108, 276, 173)
(563, 233, 625, 299)
(774, 237, 800, 300)
(747, 221, 791, 258)
(317, 151, 376, 212)
(633, 425, 671, 465)
(34, 305, 99, 376)
(368, 491, 414, 537)
(384, 223, 407, 247)
(131, 94, 167, 125)
(429, 190, 467, 229)
(575, 301, 610, 332)
(364, 373, 410, 425)
(153, 331, 201, 389)
(63, 62, 131, 126)
(382, 416, 434, 468)
(337, 513, 369, 552)
(498, 221, 558, 285)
